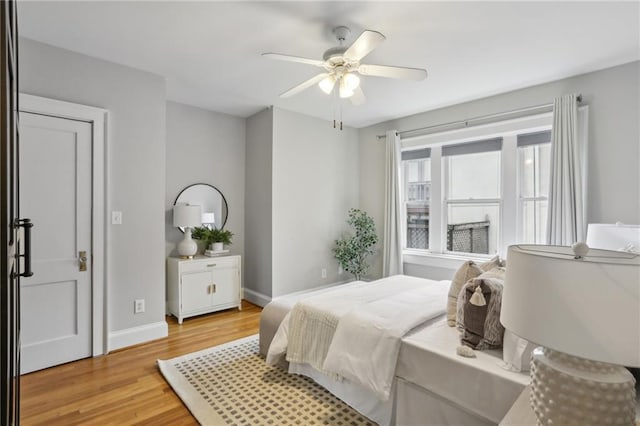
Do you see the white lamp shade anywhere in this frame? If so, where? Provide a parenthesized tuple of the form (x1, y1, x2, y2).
(173, 204, 202, 228)
(201, 212, 215, 225)
(586, 223, 640, 251)
(501, 244, 640, 367)
(318, 75, 336, 94)
(342, 72, 360, 91)
(339, 74, 359, 98)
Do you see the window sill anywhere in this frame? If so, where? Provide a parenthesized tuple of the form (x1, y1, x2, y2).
(403, 249, 492, 269)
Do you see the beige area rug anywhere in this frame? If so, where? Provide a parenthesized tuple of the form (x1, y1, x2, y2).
(158, 335, 375, 425)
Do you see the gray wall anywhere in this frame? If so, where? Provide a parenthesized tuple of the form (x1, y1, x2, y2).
(272, 108, 359, 297)
(245, 108, 274, 301)
(165, 101, 246, 266)
(20, 38, 167, 333)
(359, 61, 640, 279)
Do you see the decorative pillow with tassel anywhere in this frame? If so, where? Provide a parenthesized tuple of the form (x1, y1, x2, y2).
(456, 270, 505, 350)
(446, 261, 484, 326)
(479, 255, 506, 272)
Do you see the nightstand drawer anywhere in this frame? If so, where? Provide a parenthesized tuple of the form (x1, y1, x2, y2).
(180, 256, 238, 273)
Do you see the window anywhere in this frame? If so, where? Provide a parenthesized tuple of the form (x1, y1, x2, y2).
(400, 112, 564, 258)
(517, 131, 551, 244)
(402, 148, 431, 249)
(443, 138, 502, 255)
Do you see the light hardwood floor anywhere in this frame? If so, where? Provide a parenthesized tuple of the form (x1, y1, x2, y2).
(20, 300, 262, 425)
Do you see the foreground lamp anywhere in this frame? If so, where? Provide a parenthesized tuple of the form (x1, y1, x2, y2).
(173, 203, 201, 258)
(501, 244, 639, 425)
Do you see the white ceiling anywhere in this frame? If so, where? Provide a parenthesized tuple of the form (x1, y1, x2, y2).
(18, 1, 640, 128)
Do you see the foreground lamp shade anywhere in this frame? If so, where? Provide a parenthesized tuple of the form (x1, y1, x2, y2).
(173, 204, 201, 258)
(501, 244, 640, 424)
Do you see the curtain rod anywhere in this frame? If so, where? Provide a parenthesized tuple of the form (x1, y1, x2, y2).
(376, 95, 582, 140)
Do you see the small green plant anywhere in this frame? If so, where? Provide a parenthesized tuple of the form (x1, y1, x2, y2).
(333, 208, 378, 280)
(192, 226, 233, 248)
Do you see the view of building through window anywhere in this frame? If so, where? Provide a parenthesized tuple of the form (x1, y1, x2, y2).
(445, 150, 501, 254)
(403, 158, 431, 249)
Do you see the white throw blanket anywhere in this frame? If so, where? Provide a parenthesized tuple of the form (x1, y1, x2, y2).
(323, 281, 448, 400)
(266, 275, 449, 400)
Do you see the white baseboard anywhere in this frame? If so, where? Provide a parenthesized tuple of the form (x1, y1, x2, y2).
(108, 320, 168, 352)
(243, 288, 271, 307)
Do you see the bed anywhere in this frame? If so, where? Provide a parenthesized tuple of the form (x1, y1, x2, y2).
(259, 275, 529, 425)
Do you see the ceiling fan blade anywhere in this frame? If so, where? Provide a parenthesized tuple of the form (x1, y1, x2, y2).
(350, 86, 366, 106)
(262, 53, 325, 67)
(280, 73, 329, 98)
(358, 64, 428, 81)
(343, 30, 385, 61)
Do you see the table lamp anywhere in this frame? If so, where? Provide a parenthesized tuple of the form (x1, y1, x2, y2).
(173, 203, 201, 258)
(586, 223, 640, 252)
(501, 244, 639, 425)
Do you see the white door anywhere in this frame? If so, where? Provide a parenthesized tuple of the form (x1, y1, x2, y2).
(19, 112, 92, 374)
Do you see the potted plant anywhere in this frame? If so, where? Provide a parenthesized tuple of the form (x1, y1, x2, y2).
(192, 226, 233, 252)
(333, 208, 378, 280)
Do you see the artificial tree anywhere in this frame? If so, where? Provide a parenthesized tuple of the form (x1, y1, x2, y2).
(333, 208, 378, 280)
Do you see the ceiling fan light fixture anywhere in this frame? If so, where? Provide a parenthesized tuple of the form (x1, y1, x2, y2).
(342, 72, 360, 91)
(339, 80, 354, 98)
(318, 75, 336, 94)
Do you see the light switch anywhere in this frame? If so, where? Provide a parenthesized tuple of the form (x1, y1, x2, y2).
(112, 211, 122, 225)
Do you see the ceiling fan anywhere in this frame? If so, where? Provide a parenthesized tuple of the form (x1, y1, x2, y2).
(262, 26, 428, 105)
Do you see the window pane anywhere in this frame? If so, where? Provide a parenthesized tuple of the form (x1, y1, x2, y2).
(447, 151, 500, 199)
(519, 143, 550, 244)
(447, 203, 499, 254)
(403, 158, 430, 249)
(519, 144, 550, 198)
(521, 200, 548, 244)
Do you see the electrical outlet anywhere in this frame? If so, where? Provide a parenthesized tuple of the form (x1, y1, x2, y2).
(112, 211, 122, 225)
(134, 299, 145, 314)
(321, 268, 327, 279)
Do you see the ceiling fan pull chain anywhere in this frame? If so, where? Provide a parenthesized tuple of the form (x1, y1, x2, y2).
(332, 83, 338, 128)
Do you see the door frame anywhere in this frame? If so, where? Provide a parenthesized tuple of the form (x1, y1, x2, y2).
(19, 93, 108, 357)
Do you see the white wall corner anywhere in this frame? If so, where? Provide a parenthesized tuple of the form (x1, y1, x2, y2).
(107, 321, 168, 352)
(243, 288, 271, 307)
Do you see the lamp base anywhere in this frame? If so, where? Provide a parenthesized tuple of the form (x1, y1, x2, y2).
(177, 228, 198, 258)
(530, 347, 636, 425)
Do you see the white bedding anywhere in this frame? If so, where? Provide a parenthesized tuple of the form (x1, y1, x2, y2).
(267, 275, 449, 401)
(323, 279, 449, 400)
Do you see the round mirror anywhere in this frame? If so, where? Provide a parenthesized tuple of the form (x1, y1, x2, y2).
(173, 183, 228, 231)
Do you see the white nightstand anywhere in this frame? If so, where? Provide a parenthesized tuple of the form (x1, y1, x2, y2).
(167, 255, 241, 324)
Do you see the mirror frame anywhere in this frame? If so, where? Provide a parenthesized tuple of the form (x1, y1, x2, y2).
(173, 183, 229, 231)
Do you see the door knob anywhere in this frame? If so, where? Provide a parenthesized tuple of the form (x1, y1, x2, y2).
(79, 251, 87, 271)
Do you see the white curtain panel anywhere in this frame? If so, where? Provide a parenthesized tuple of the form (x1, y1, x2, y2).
(383, 130, 403, 276)
(547, 93, 585, 245)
